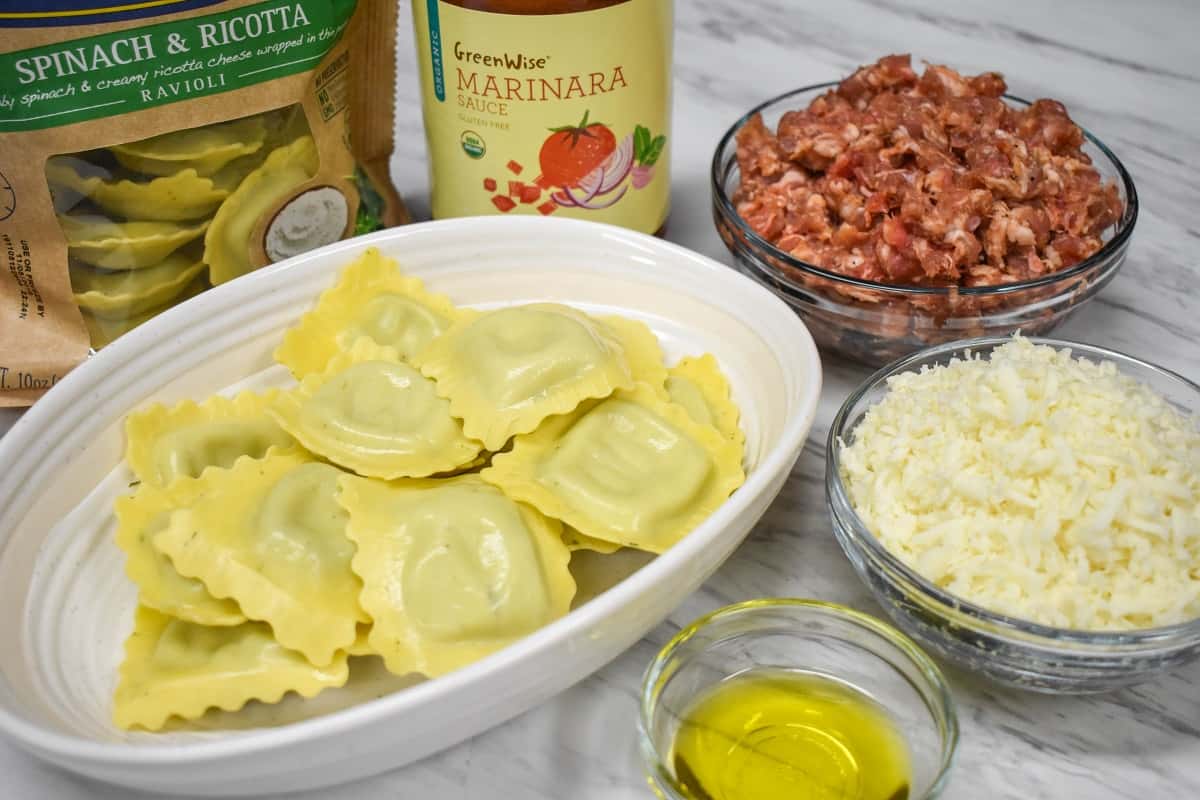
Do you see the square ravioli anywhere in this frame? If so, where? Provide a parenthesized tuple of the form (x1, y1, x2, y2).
(600, 315, 669, 397)
(561, 526, 621, 554)
(114, 476, 245, 626)
(114, 606, 348, 731)
(125, 390, 296, 487)
(483, 383, 746, 554)
(339, 474, 575, 678)
(72, 250, 207, 319)
(666, 353, 745, 450)
(274, 247, 461, 377)
(45, 157, 232, 222)
(152, 451, 368, 667)
(414, 303, 644, 450)
(204, 136, 318, 285)
(110, 115, 268, 177)
(83, 278, 206, 349)
(59, 214, 209, 270)
(267, 337, 482, 479)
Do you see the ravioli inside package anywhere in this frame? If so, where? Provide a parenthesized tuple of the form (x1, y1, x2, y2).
(0, 0, 408, 407)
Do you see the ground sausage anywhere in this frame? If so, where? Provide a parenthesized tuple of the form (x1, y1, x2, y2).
(734, 55, 1122, 288)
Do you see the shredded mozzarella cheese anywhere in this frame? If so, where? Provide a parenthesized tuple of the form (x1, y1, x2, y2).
(840, 338, 1200, 630)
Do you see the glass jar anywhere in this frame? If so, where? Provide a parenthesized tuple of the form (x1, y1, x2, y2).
(412, 0, 673, 234)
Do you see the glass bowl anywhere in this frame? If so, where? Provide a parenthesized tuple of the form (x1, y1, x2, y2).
(826, 337, 1200, 693)
(638, 599, 957, 799)
(711, 84, 1139, 366)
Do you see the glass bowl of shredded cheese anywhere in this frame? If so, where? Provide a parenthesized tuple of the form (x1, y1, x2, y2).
(827, 336, 1200, 693)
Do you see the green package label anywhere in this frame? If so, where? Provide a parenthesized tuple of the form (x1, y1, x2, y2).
(0, 0, 356, 132)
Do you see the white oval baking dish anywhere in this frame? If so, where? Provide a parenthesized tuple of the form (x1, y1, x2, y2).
(0, 216, 821, 795)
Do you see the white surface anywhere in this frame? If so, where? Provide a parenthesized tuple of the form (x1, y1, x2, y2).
(0, 218, 820, 795)
(3, 0, 1200, 797)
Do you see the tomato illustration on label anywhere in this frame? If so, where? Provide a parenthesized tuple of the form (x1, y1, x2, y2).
(476, 111, 666, 214)
(539, 110, 616, 188)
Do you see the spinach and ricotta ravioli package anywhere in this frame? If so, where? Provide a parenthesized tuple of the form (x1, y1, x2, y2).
(0, 0, 408, 406)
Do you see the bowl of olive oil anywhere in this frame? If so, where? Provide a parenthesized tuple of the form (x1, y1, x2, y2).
(639, 599, 957, 800)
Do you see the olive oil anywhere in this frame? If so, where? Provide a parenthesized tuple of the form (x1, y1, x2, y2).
(669, 669, 912, 800)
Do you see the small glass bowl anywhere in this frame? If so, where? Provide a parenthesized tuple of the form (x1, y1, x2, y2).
(638, 599, 957, 799)
(711, 84, 1138, 366)
(827, 337, 1200, 693)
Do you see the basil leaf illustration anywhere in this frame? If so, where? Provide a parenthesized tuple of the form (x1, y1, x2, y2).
(644, 135, 667, 167)
(634, 125, 652, 162)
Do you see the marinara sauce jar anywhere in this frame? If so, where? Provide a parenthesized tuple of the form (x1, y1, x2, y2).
(412, 0, 673, 235)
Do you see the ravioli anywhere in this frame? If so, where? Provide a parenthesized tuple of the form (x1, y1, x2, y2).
(205, 135, 319, 285)
(124, 390, 295, 487)
(266, 104, 312, 148)
(347, 623, 375, 657)
(59, 214, 209, 270)
(666, 354, 745, 450)
(483, 383, 745, 554)
(600, 315, 669, 397)
(208, 150, 269, 191)
(114, 477, 245, 626)
(46, 158, 231, 222)
(111, 116, 269, 177)
(274, 248, 460, 378)
(113, 606, 348, 731)
(268, 338, 482, 479)
(72, 251, 206, 318)
(82, 278, 206, 348)
(153, 453, 367, 667)
(340, 473, 574, 677)
(561, 526, 621, 554)
(415, 303, 637, 450)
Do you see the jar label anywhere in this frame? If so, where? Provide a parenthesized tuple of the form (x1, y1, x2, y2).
(414, 0, 672, 233)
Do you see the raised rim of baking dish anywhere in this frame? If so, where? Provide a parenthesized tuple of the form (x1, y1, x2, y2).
(711, 81, 1139, 297)
(827, 335, 1200, 646)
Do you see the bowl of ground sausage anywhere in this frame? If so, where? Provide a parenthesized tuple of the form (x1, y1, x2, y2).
(712, 54, 1137, 366)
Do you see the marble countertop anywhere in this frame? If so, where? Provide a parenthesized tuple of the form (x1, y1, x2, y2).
(3, 0, 1199, 797)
